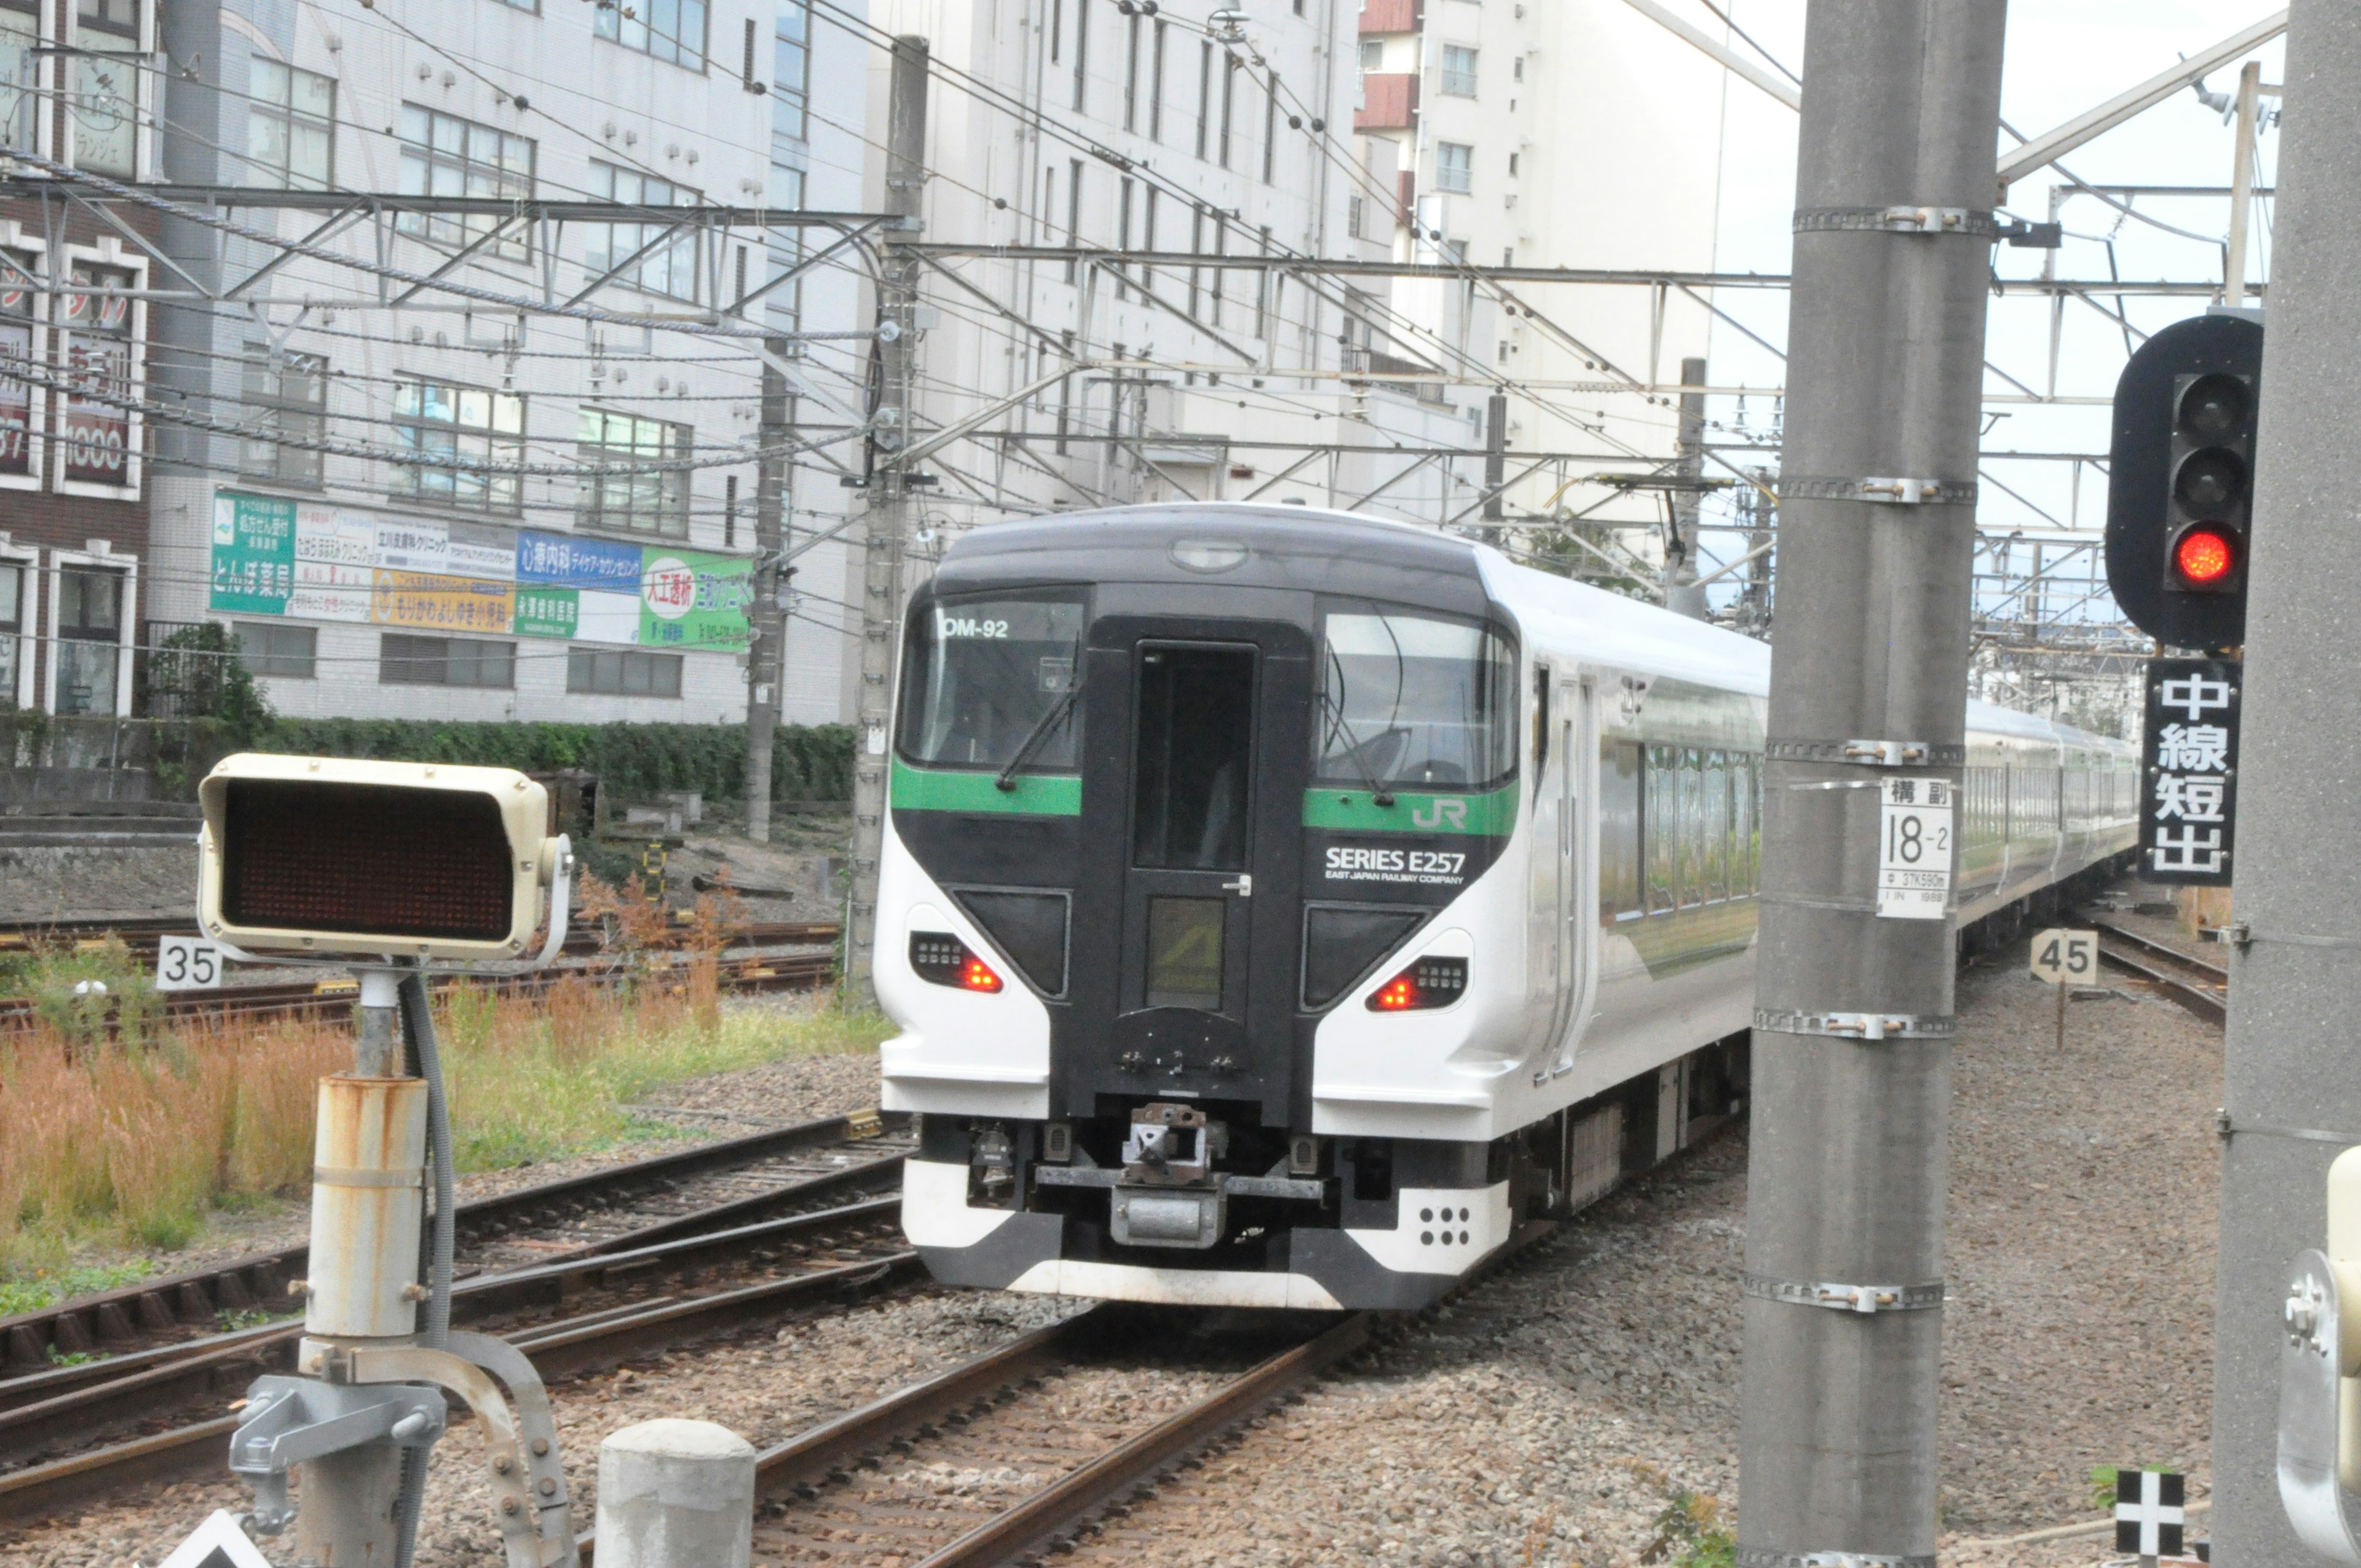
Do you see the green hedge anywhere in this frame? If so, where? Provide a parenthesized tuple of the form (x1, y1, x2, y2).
(248, 721, 855, 804)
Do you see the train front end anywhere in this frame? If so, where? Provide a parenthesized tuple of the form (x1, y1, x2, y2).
(875, 507, 1536, 1310)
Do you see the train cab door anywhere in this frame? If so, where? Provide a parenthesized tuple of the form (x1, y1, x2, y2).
(1066, 624, 1310, 1122)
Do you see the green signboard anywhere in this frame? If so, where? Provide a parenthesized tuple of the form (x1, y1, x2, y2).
(638, 550, 752, 651)
(208, 493, 296, 615)
(513, 585, 579, 640)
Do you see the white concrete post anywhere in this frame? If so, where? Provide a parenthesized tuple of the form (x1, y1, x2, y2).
(595, 1420, 756, 1568)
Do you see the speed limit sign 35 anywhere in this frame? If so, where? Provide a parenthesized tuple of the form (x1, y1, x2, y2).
(155, 935, 226, 991)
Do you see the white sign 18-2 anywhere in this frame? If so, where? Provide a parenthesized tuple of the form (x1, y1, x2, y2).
(1876, 777, 1953, 921)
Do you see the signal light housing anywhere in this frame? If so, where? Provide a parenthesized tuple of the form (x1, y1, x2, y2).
(1366, 954, 1469, 1012)
(2105, 313, 2261, 651)
(197, 754, 564, 964)
(909, 931, 1003, 992)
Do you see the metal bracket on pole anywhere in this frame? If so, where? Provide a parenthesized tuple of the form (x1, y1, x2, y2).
(1763, 738, 1962, 768)
(1742, 1275, 1946, 1314)
(1793, 205, 1996, 237)
(2279, 1250, 2361, 1562)
(1733, 1551, 1939, 1568)
(1776, 475, 1977, 506)
(1753, 1009, 1956, 1042)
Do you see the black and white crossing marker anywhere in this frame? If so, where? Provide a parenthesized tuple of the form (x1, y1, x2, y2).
(2115, 1468, 2186, 1564)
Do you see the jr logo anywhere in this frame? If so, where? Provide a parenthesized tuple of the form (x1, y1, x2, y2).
(1410, 798, 1466, 831)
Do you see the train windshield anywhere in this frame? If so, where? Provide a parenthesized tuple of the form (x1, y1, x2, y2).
(898, 593, 1087, 770)
(1313, 604, 1517, 791)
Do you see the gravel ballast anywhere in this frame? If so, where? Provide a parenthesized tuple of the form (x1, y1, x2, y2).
(8, 921, 2225, 1567)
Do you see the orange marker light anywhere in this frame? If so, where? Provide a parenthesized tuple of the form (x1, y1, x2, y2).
(2175, 526, 2236, 587)
(960, 956, 1003, 993)
(1372, 976, 1419, 1011)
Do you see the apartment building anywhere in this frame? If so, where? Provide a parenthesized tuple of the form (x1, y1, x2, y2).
(0, 0, 162, 716)
(852, 0, 1465, 539)
(1354, 0, 1733, 527)
(137, 0, 871, 724)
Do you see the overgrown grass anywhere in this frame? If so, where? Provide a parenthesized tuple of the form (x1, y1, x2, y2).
(0, 930, 886, 1282)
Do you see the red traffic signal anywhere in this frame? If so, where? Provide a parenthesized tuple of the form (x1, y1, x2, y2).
(2171, 524, 2239, 590)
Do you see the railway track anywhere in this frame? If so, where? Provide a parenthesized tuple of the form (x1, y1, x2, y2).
(566, 1221, 1554, 1568)
(0, 1108, 909, 1374)
(2079, 912, 2229, 1024)
(0, 1112, 920, 1525)
(0, 915, 841, 963)
(0, 945, 839, 1027)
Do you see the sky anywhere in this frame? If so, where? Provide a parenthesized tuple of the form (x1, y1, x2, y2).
(1687, 0, 2288, 602)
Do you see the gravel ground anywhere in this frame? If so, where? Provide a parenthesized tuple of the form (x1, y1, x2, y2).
(12, 912, 2225, 1567)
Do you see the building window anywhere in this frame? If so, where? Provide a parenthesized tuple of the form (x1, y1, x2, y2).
(392, 376, 524, 512)
(55, 565, 123, 715)
(577, 406, 689, 537)
(234, 620, 316, 679)
(772, 0, 809, 143)
(587, 163, 700, 300)
(380, 633, 514, 688)
(397, 108, 534, 259)
(1149, 20, 1166, 140)
(1195, 41, 1212, 159)
(0, 253, 35, 480)
(1070, 0, 1088, 111)
(1219, 53, 1236, 168)
(71, 0, 141, 176)
(596, 0, 707, 68)
(1358, 39, 1382, 73)
(1441, 45, 1477, 97)
(61, 266, 135, 488)
(0, 558, 21, 703)
(1513, 53, 1524, 82)
(1347, 193, 1363, 239)
(247, 60, 334, 189)
(241, 345, 326, 486)
(1436, 141, 1473, 194)
(568, 647, 682, 697)
(0, 0, 38, 154)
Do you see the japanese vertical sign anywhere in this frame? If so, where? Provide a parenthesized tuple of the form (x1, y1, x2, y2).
(1877, 776, 1953, 920)
(2140, 657, 2239, 885)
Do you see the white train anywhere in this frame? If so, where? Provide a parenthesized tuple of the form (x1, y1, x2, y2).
(874, 505, 2137, 1309)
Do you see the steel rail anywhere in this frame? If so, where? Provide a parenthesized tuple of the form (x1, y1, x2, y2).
(0, 1109, 904, 1373)
(2078, 912, 2229, 1025)
(0, 1189, 906, 1463)
(0, 1248, 923, 1528)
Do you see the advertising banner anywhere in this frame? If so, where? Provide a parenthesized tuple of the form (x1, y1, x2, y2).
(207, 492, 748, 652)
(209, 493, 296, 615)
(370, 570, 515, 635)
(639, 550, 752, 651)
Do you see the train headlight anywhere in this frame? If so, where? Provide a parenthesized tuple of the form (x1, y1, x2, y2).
(909, 931, 1003, 993)
(196, 754, 563, 964)
(1367, 955, 1468, 1012)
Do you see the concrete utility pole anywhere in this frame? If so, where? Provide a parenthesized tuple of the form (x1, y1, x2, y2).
(2210, 7, 2361, 1560)
(743, 341, 791, 844)
(1666, 354, 1710, 620)
(845, 34, 928, 992)
(1738, 5, 2005, 1565)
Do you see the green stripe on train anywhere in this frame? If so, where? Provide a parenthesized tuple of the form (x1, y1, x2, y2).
(890, 759, 1082, 815)
(1300, 783, 1519, 836)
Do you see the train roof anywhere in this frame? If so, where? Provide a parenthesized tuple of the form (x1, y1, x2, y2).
(941, 504, 2132, 758)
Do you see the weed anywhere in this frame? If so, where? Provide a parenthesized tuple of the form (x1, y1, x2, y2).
(0, 1260, 152, 1317)
(1640, 1486, 1735, 1568)
(216, 1307, 283, 1332)
(43, 1347, 104, 1368)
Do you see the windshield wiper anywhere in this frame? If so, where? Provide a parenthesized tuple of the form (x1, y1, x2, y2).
(995, 679, 1083, 792)
(1318, 688, 1395, 807)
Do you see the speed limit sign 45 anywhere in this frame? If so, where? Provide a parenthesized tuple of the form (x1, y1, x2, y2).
(155, 935, 226, 991)
(2030, 929, 2097, 986)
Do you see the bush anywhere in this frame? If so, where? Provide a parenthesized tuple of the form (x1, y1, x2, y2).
(246, 720, 855, 804)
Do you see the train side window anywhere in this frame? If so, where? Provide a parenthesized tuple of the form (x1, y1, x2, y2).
(1703, 750, 1730, 903)
(1532, 664, 1550, 777)
(1643, 745, 1677, 914)
(1599, 740, 1642, 922)
(1677, 749, 1704, 909)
